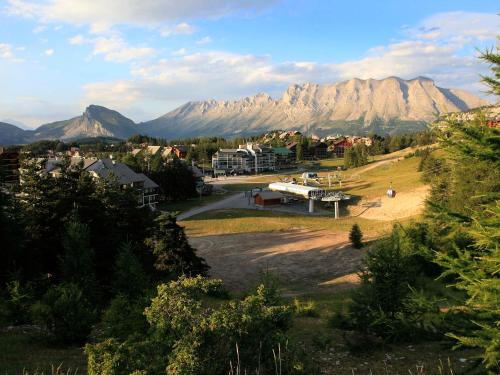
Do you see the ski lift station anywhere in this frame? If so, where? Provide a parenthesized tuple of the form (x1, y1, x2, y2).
(268, 182, 350, 217)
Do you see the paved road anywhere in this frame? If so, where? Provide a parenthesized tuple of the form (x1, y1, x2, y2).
(176, 192, 246, 220)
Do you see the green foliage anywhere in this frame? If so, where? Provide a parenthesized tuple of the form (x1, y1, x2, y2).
(99, 295, 149, 341)
(427, 49, 500, 372)
(344, 143, 368, 168)
(349, 223, 363, 248)
(0, 281, 34, 325)
(145, 213, 209, 280)
(86, 276, 304, 375)
(60, 216, 96, 295)
(340, 227, 444, 341)
(111, 242, 150, 299)
(480, 47, 500, 96)
(293, 298, 319, 318)
(31, 283, 97, 344)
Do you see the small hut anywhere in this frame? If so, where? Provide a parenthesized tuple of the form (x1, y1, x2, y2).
(254, 191, 284, 207)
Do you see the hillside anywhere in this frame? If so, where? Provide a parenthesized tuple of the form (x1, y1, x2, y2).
(0, 122, 32, 145)
(32, 105, 139, 141)
(142, 77, 489, 138)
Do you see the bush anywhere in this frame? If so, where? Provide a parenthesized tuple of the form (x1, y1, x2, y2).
(293, 298, 319, 318)
(349, 224, 363, 249)
(99, 295, 149, 340)
(340, 227, 444, 342)
(0, 280, 34, 326)
(86, 276, 308, 375)
(31, 283, 97, 344)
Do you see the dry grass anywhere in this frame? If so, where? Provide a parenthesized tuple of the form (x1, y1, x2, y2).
(181, 208, 418, 237)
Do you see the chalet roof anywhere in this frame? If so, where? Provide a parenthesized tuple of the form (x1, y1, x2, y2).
(137, 173, 159, 189)
(85, 158, 144, 185)
(256, 191, 284, 200)
(147, 146, 161, 155)
(131, 148, 143, 156)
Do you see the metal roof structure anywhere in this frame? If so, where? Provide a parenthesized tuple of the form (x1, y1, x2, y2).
(256, 191, 284, 200)
(268, 182, 326, 199)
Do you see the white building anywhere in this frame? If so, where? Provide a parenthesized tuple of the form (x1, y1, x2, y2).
(212, 143, 275, 173)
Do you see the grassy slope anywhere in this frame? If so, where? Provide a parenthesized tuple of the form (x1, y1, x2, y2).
(0, 331, 86, 374)
(181, 208, 418, 237)
(181, 151, 425, 237)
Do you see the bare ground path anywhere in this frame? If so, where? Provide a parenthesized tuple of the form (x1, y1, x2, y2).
(176, 192, 245, 220)
(189, 229, 366, 293)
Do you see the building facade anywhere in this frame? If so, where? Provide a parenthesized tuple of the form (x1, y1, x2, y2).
(212, 143, 275, 173)
(0, 147, 20, 185)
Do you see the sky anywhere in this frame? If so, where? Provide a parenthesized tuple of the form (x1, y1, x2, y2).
(0, 0, 498, 128)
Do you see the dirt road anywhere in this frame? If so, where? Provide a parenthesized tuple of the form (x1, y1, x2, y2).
(190, 229, 365, 293)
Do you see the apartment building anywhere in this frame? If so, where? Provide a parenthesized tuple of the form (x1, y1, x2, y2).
(212, 143, 275, 173)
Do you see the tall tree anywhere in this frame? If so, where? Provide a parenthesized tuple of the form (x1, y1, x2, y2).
(145, 213, 209, 280)
(431, 48, 500, 372)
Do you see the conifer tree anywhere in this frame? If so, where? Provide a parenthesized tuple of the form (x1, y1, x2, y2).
(60, 214, 96, 293)
(432, 48, 500, 372)
(112, 242, 149, 298)
(145, 213, 209, 280)
(349, 223, 363, 249)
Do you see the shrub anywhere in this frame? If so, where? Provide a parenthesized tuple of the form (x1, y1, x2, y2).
(293, 298, 319, 318)
(349, 224, 363, 249)
(112, 242, 150, 299)
(31, 283, 97, 344)
(340, 227, 444, 342)
(99, 295, 149, 340)
(86, 276, 307, 374)
(0, 280, 34, 326)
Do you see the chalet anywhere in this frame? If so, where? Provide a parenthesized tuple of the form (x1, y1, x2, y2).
(85, 159, 159, 209)
(332, 138, 353, 158)
(254, 191, 283, 207)
(163, 145, 188, 159)
(312, 142, 328, 159)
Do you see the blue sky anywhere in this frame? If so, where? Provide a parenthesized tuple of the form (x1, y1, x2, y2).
(0, 0, 497, 128)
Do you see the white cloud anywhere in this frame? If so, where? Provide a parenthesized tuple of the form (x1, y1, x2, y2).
(83, 11, 496, 115)
(0, 43, 24, 62)
(68, 33, 154, 62)
(44, 48, 54, 56)
(172, 48, 187, 56)
(5, 0, 277, 30)
(32, 25, 45, 33)
(161, 22, 196, 37)
(68, 34, 86, 45)
(92, 36, 154, 62)
(410, 11, 498, 43)
(196, 36, 213, 45)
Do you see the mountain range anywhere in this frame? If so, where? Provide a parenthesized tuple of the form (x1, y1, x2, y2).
(0, 77, 490, 145)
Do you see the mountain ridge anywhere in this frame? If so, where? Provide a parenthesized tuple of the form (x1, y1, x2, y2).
(141, 76, 489, 138)
(0, 77, 491, 145)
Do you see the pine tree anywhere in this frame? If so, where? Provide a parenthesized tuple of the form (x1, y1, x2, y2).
(60, 214, 96, 292)
(432, 48, 500, 372)
(112, 242, 149, 298)
(145, 213, 209, 280)
(349, 224, 363, 249)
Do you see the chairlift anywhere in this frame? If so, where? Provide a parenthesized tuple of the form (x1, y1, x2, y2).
(387, 181, 396, 198)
